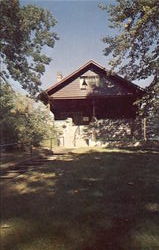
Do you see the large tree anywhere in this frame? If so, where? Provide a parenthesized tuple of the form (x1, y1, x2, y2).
(100, 0, 159, 140)
(100, 0, 159, 82)
(0, 0, 58, 96)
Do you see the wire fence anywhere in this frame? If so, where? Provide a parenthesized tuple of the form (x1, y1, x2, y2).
(0, 137, 57, 150)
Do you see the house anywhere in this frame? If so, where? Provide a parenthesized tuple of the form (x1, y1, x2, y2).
(44, 60, 144, 147)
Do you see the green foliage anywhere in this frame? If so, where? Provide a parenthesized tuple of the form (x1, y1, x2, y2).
(16, 99, 55, 146)
(38, 91, 50, 105)
(83, 118, 140, 142)
(137, 81, 159, 139)
(0, 82, 56, 146)
(138, 81, 159, 116)
(100, 0, 159, 140)
(0, 0, 58, 96)
(100, 0, 159, 81)
(0, 83, 18, 144)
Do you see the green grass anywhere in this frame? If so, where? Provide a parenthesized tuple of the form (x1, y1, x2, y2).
(1, 147, 159, 250)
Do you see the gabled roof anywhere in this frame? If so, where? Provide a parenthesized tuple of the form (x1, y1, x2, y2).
(46, 60, 144, 97)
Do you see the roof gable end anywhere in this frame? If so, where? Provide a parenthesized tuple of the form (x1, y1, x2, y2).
(46, 60, 143, 96)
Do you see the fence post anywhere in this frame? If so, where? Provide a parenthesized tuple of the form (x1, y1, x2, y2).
(143, 118, 147, 141)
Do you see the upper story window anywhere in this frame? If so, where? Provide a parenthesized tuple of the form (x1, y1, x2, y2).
(80, 75, 100, 89)
(80, 78, 88, 90)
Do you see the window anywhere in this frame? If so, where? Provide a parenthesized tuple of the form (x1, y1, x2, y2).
(83, 117, 89, 122)
(80, 75, 100, 89)
(80, 78, 88, 90)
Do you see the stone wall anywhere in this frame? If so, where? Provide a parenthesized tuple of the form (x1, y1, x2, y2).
(54, 118, 143, 147)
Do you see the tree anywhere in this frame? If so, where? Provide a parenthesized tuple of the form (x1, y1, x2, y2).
(100, 0, 159, 141)
(14, 95, 56, 146)
(100, 0, 159, 82)
(0, 81, 18, 144)
(0, 0, 58, 96)
(137, 80, 159, 140)
(0, 82, 56, 147)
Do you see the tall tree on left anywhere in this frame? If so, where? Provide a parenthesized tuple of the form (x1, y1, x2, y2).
(0, 0, 58, 96)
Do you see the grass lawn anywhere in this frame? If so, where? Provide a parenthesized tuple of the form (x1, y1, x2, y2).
(1, 147, 159, 250)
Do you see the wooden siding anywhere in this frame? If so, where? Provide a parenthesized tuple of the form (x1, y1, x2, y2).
(51, 96, 137, 124)
(47, 60, 143, 98)
(50, 71, 134, 99)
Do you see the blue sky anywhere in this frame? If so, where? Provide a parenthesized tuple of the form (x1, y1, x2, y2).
(16, 0, 149, 92)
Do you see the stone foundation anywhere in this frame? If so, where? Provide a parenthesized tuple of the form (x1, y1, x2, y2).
(54, 118, 140, 147)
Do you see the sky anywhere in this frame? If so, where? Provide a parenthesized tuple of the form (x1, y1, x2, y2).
(14, 0, 149, 92)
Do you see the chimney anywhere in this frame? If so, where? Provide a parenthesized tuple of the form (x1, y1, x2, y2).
(56, 72, 63, 82)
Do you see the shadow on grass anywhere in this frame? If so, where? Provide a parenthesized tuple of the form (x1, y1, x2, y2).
(1, 149, 159, 250)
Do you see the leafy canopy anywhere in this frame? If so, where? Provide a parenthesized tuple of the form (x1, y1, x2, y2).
(100, 0, 159, 140)
(0, 0, 58, 96)
(0, 82, 18, 144)
(0, 81, 56, 146)
(100, 0, 159, 82)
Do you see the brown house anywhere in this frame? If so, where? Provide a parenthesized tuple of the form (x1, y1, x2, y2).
(46, 60, 143, 123)
(44, 60, 144, 146)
